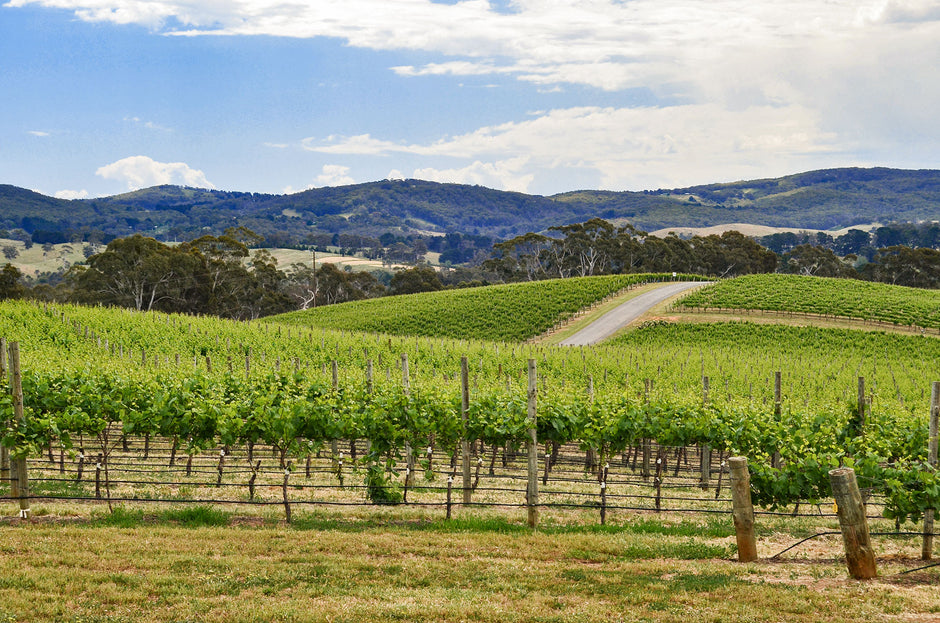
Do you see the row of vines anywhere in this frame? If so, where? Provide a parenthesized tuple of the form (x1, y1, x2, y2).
(1, 284, 938, 523)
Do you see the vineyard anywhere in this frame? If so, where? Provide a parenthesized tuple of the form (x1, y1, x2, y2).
(272, 273, 702, 341)
(0, 274, 938, 530)
(678, 274, 940, 330)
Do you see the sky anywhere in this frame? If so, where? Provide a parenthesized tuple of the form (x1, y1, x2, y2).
(2, 0, 940, 200)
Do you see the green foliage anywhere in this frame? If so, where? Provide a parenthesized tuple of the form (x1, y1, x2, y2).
(274, 273, 699, 341)
(2, 290, 940, 523)
(681, 273, 940, 327)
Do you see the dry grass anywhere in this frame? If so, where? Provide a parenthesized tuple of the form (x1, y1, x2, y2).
(2, 441, 939, 622)
(0, 511, 937, 623)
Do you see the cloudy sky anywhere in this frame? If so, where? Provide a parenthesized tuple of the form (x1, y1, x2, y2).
(3, 0, 940, 199)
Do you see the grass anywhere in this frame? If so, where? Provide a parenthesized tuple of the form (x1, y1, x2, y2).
(270, 273, 700, 341)
(0, 509, 936, 623)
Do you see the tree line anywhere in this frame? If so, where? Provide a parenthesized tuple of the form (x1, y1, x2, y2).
(484, 218, 940, 288)
(0, 228, 450, 319)
(1, 219, 938, 315)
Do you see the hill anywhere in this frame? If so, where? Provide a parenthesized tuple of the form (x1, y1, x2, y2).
(2, 167, 939, 245)
(270, 273, 697, 341)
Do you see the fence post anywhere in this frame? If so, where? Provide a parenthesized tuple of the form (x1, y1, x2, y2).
(461, 356, 472, 505)
(857, 376, 866, 433)
(526, 359, 539, 529)
(0, 337, 7, 487)
(772, 371, 782, 468)
(829, 467, 877, 579)
(728, 457, 757, 562)
(402, 354, 415, 488)
(923, 381, 940, 560)
(331, 360, 340, 467)
(8, 342, 29, 519)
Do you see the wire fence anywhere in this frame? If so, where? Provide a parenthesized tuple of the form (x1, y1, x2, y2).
(0, 434, 876, 521)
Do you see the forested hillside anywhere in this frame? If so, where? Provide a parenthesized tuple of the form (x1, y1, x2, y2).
(2, 167, 939, 246)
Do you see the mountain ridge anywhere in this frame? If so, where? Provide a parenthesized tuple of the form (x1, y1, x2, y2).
(2, 167, 938, 244)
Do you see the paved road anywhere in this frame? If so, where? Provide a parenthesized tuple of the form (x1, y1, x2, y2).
(558, 281, 711, 346)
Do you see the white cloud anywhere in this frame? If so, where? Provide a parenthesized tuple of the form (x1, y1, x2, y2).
(11, 0, 940, 191)
(386, 169, 405, 181)
(283, 165, 357, 193)
(123, 116, 171, 131)
(304, 103, 844, 191)
(315, 164, 355, 187)
(54, 189, 89, 200)
(413, 158, 535, 193)
(28, 130, 50, 137)
(95, 155, 215, 190)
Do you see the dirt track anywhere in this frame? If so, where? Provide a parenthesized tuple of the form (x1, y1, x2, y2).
(558, 281, 711, 346)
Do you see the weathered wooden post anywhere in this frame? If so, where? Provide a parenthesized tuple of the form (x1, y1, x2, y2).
(461, 356, 472, 505)
(526, 359, 539, 529)
(728, 457, 757, 562)
(0, 337, 8, 485)
(331, 359, 340, 466)
(923, 381, 939, 560)
(772, 371, 782, 468)
(402, 354, 415, 487)
(829, 467, 877, 579)
(9, 342, 29, 519)
(857, 376, 866, 433)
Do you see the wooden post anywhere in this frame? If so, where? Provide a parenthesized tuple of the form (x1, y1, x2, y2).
(0, 337, 8, 484)
(526, 359, 539, 529)
(923, 381, 939, 560)
(772, 371, 782, 468)
(642, 378, 651, 480)
(460, 356, 472, 505)
(729, 457, 758, 562)
(330, 360, 339, 464)
(9, 342, 29, 519)
(773, 371, 781, 415)
(402, 354, 415, 487)
(857, 376, 866, 432)
(700, 444, 711, 491)
(829, 467, 877, 579)
(282, 462, 292, 524)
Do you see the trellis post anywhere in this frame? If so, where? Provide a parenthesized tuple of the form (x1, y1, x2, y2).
(526, 359, 539, 528)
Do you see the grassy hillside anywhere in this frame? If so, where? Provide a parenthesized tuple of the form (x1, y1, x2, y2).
(678, 274, 940, 329)
(270, 274, 698, 341)
(556, 167, 940, 230)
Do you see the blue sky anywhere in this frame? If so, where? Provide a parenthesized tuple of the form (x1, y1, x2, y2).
(2, 0, 940, 199)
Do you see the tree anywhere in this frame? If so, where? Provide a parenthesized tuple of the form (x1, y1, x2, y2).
(69, 234, 183, 311)
(781, 244, 857, 278)
(484, 233, 552, 282)
(548, 218, 616, 277)
(863, 246, 940, 288)
(390, 266, 443, 295)
(0, 264, 24, 300)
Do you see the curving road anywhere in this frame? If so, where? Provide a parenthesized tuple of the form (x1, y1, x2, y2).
(558, 281, 711, 346)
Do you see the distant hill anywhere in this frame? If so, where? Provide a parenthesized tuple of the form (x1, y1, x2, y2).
(2, 167, 939, 245)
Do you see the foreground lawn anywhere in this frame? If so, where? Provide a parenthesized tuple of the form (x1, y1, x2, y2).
(0, 510, 937, 623)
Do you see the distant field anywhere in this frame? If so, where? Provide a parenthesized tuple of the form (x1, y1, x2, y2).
(0, 238, 91, 277)
(0, 239, 405, 278)
(271, 273, 699, 341)
(678, 274, 940, 329)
